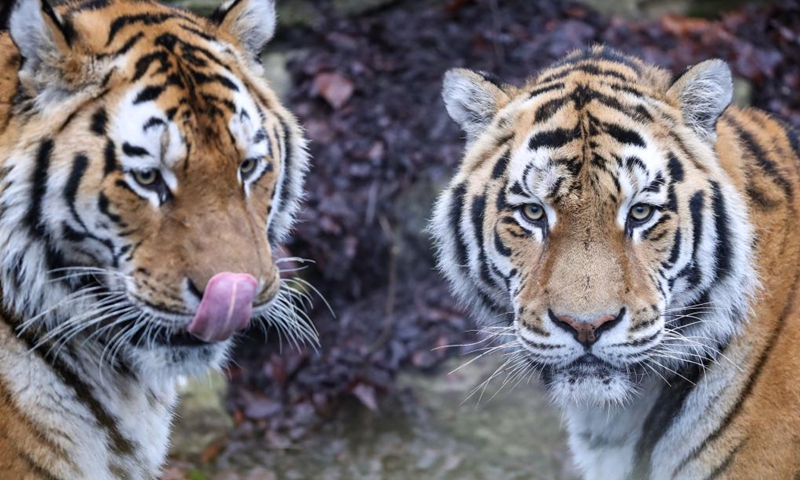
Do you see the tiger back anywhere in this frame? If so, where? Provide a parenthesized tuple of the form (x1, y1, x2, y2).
(432, 46, 800, 479)
(0, 0, 311, 478)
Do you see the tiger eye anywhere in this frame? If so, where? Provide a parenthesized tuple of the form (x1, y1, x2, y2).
(629, 204, 653, 222)
(521, 203, 545, 222)
(240, 158, 257, 175)
(133, 169, 159, 186)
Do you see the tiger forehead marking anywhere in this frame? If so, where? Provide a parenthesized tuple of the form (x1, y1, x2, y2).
(433, 45, 800, 479)
(0, 0, 311, 478)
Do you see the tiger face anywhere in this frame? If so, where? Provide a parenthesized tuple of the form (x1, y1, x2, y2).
(1, 0, 310, 379)
(432, 47, 757, 407)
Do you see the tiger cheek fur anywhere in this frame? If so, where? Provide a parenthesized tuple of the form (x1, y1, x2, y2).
(0, 0, 310, 478)
(432, 46, 800, 480)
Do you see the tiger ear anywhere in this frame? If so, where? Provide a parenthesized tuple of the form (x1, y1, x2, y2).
(442, 69, 509, 144)
(211, 0, 276, 56)
(8, 0, 73, 77)
(667, 59, 732, 143)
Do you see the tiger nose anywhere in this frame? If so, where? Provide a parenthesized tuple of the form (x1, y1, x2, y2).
(548, 308, 625, 347)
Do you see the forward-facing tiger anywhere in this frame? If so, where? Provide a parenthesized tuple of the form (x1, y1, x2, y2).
(431, 46, 800, 479)
(0, 0, 312, 478)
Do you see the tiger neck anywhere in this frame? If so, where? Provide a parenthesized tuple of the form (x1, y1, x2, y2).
(0, 315, 178, 479)
(563, 379, 662, 480)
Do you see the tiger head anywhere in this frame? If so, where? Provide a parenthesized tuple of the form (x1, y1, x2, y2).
(432, 47, 757, 407)
(1, 0, 311, 380)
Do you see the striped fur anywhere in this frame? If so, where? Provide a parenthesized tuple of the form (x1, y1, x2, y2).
(0, 0, 311, 478)
(431, 46, 800, 479)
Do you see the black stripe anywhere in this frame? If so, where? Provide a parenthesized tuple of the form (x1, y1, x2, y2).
(471, 194, 495, 289)
(677, 191, 705, 286)
(702, 439, 747, 480)
(665, 227, 682, 268)
(449, 183, 469, 269)
(103, 139, 117, 175)
(90, 108, 108, 136)
(19, 452, 63, 480)
(57, 110, 80, 134)
(709, 181, 732, 283)
(533, 97, 567, 123)
(540, 64, 629, 83)
(179, 25, 217, 42)
(642, 172, 664, 194)
(528, 82, 564, 98)
(122, 143, 149, 157)
(210, 0, 243, 24)
(641, 213, 670, 241)
(665, 184, 678, 213)
(624, 330, 659, 348)
(25, 140, 54, 238)
(153, 33, 229, 71)
(191, 71, 239, 91)
(64, 154, 88, 224)
(31, 347, 138, 457)
(554, 47, 643, 75)
(40, 0, 75, 47)
(106, 13, 177, 46)
(277, 117, 294, 210)
(491, 151, 510, 179)
(98, 192, 121, 224)
(143, 117, 165, 131)
(632, 354, 714, 478)
(133, 85, 165, 104)
(529, 125, 578, 150)
(667, 153, 684, 182)
(132, 51, 170, 82)
(67, 0, 109, 11)
(729, 118, 793, 200)
(106, 32, 143, 57)
(625, 155, 646, 172)
(493, 230, 511, 257)
(604, 123, 645, 147)
(570, 84, 630, 115)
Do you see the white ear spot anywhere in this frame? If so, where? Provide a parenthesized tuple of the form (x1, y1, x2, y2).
(667, 59, 732, 143)
(213, 0, 276, 55)
(442, 69, 508, 145)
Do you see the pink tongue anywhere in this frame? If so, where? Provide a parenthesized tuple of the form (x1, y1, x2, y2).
(187, 273, 258, 343)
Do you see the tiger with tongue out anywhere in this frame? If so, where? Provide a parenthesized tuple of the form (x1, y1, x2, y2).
(0, 0, 311, 478)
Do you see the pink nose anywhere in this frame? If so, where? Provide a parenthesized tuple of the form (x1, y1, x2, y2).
(549, 309, 624, 347)
(187, 273, 258, 343)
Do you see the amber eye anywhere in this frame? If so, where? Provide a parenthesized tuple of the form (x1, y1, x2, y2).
(520, 203, 546, 222)
(240, 158, 258, 177)
(133, 169, 159, 187)
(629, 204, 654, 223)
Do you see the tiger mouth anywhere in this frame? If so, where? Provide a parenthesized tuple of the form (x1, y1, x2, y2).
(130, 326, 213, 348)
(128, 299, 277, 348)
(541, 354, 626, 377)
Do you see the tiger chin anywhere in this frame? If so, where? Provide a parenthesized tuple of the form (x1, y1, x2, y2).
(432, 46, 800, 479)
(0, 0, 311, 478)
